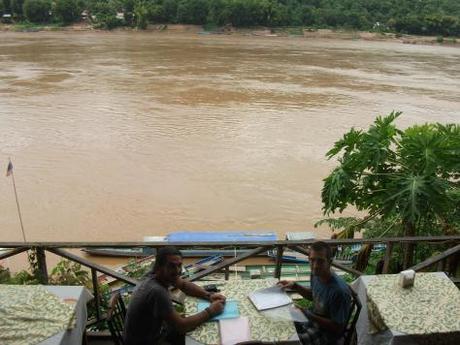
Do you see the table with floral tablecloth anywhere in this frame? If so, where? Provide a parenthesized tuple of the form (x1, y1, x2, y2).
(352, 272, 460, 345)
(0, 285, 93, 345)
(185, 279, 299, 345)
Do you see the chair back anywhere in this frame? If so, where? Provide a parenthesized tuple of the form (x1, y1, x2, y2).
(342, 285, 362, 345)
(107, 292, 127, 345)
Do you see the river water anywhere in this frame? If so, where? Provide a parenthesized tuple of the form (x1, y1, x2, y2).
(1, 32, 459, 244)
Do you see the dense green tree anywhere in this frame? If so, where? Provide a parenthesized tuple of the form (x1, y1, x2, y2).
(23, 0, 51, 23)
(207, 0, 231, 25)
(146, 3, 163, 23)
(89, 0, 122, 29)
(120, 0, 135, 25)
(2, 0, 11, 14)
(321, 112, 460, 267)
(176, 0, 208, 25)
(263, 1, 290, 26)
(162, 0, 178, 23)
(5, 0, 459, 35)
(133, 0, 147, 28)
(11, 0, 24, 18)
(53, 0, 83, 24)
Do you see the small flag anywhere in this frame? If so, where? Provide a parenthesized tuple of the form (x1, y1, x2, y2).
(6, 160, 13, 177)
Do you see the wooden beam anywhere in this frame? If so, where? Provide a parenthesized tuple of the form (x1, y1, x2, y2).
(1, 235, 459, 248)
(290, 245, 309, 257)
(382, 242, 393, 274)
(331, 260, 363, 277)
(274, 245, 284, 279)
(410, 244, 460, 272)
(47, 248, 139, 286)
(0, 247, 29, 260)
(188, 246, 270, 281)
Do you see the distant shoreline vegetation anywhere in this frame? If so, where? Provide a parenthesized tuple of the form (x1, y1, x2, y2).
(1, 0, 460, 36)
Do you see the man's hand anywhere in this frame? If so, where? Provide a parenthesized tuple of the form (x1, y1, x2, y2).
(303, 309, 314, 319)
(210, 293, 226, 303)
(277, 280, 296, 290)
(207, 300, 225, 316)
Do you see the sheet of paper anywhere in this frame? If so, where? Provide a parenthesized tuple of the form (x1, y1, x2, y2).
(260, 304, 308, 322)
(248, 285, 292, 311)
(197, 299, 239, 321)
(219, 316, 251, 345)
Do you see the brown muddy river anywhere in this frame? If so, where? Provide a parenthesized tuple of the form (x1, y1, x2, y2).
(1, 32, 459, 243)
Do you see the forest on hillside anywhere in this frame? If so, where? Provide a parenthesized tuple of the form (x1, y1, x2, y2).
(1, 0, 460, 36)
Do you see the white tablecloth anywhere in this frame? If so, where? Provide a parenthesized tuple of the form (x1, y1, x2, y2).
(40, 286, 93, 345)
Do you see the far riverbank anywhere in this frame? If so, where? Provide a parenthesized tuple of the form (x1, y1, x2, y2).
(1, 22, 459, 48)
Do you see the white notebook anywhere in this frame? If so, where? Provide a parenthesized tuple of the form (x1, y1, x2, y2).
(248, 285, 292, 311)
(219, 316, 251, 345)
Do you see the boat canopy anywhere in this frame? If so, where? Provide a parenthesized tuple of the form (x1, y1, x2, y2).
(166, 231, 277, 242)
(285, 232, 315, 241)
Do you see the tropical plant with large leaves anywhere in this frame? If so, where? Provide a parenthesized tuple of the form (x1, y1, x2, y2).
(321, 112, 460, 268)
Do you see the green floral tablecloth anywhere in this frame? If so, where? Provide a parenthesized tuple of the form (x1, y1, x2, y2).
(185, 279, 297, 345)
(0, 285, 76, 345)
(367, 273, 460, 335)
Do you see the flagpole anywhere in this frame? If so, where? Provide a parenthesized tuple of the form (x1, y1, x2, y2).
(8, 159, 27, 242)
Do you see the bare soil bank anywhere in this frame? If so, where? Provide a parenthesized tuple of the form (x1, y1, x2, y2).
(1, 22, 458, 47)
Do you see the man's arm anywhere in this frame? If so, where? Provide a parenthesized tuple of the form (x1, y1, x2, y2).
(278, 280, 312, 300)
(292, 282, 313, 300)
(303, 310, 344, 335)
(175, 277, 225, 302)
(164, 301, 224, 334)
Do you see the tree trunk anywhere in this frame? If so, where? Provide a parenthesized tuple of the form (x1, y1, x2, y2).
(354, 244, 373, 272)
(403, 220, 416, 269)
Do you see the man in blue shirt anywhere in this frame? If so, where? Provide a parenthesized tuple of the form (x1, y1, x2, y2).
(279, 241, 351, 345)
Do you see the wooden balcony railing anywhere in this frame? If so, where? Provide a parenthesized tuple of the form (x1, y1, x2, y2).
(1, 235, 459, 327)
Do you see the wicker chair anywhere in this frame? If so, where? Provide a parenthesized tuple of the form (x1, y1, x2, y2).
(342, 285, 362, 345)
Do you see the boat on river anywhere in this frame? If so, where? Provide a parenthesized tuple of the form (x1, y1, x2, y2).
(267, 249, 309, 264)
(182, 255, 224, 276)
(82, 247, 155, 257)
(82, 231, 278, 258)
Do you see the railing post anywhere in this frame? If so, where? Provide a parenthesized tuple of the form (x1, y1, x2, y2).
(402, 224, 416, 269)
(382, 242, 393, 274)
(91, 268, 101, 322)
(436, 260, 443, 272)
(442, 258, 448, 272)
(36, 248, 48, 284)
(274, 245, 284, 279)
(447, 252, 459, 276)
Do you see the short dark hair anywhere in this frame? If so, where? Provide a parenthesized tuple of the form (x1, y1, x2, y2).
(310, 241, 332, 262)
(153, 246, 183, 272)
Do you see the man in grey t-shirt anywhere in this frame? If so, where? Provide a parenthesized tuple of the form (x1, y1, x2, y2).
(278, 241, 351, 345)
(124, 247, 226, 345)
